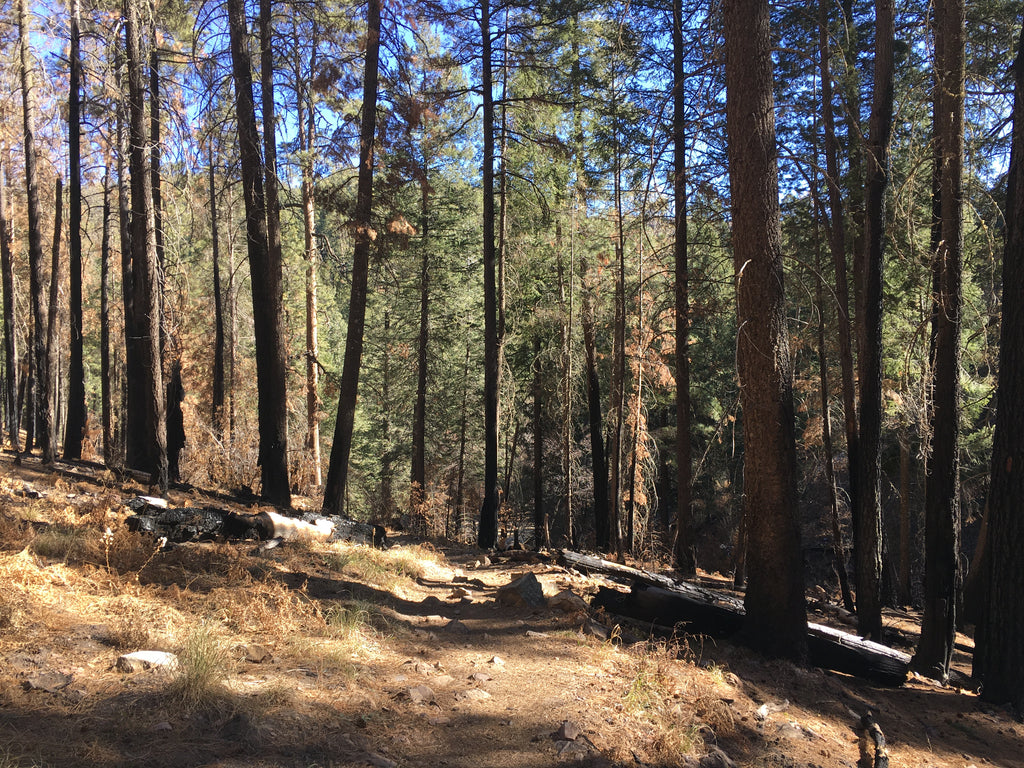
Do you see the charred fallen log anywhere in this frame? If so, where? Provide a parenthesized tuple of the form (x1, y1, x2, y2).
(577, 555, 909, 686)
(124, 498, 387, 548)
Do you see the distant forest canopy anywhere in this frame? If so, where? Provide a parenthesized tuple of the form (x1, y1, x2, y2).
(0, 0, 1021, 613)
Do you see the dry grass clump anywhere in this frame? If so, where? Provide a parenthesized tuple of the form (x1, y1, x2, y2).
(167, 620, 231, 711)
(103, 595, 152, 650)
(322, 542, 429, 588)
(615, 640, 728, 766)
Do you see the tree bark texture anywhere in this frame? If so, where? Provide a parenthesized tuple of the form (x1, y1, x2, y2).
(0, 157, 19, 453)
(533, 335, 548, 548)
(18, 0, 53, 464)
(64, 0, 87, 460)
(478, 0, 499, 548)
(226, 0, 290, 505)
(913, 0, 964, 681)
(46, 178, 63, 455)
(973, 20, 1024, 712)
(124, 0, 168, 492)
(323, 0, 381, 516)
(723, 0, 807, 660)
(672, 0, 695, 575)
(854, 0, 894, 642)
(209, 147, 226, 439)
(100, 171, 113, 465)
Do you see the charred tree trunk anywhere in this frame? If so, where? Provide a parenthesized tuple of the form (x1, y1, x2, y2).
(100, 170, 113, 465)
(478, 0, 499, 548)
(124, 0, 167, 492)
(819, 0, 859, 525)
(972, 21, 1024, 709)
(672, 0, 695, 575)
(411, 185, 429, 513)
(209, 146, 226, 439)
(0, 156, 19, 454)
(64, 0, 87, 460)
(46, 178, 63, 455)
(724, 0, 807, 660)
(533, 334, 548, 549)
(322, 0, 381, 515)
(855, 0, 895, 642)
(18, 0, 52, 464)
(226, 0, 289, 505)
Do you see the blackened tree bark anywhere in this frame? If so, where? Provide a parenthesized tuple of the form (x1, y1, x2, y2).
(478, 0, 499, 548)
(124, 0, 167, 492)
(0, 156, 19, 454)
(226, 0, 290, 505)
(855, 0, 895, 642)
(581, 253, 609, 551)
(100, 170, 113, 464)
(411, 185, 429, 512)
(18, 0, 53, 464)
(64, 0, 87, 460)
(209, 145, 226, 439)
(46, 178, 63, 453)
(819, 0, 859, 525)
(974, 21, 1024, 711)
(724, 0, 807, 660)
(672, 0, 695, 575)
(533, 335, 548, 548)
(913, 0, 964, 682)
(322, 0, 381, 515)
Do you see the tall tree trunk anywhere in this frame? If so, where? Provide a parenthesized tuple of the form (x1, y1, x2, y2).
(100, 169, 113, 465)
(724, 0, 807, 660)
(124, 0, 167, 492)
(380, 311, 394, 519)
(819, 0, 859, 523)
(149, 42, 164, 357)
(411, 185, 429, 512)
(47, 178, 63, 456)
(209, 146, 226, 439)
(609, 105, 626, 558)
(296, 22, 322, 487)
(322, 0, 381, 515)
(854, 0, 895, 642)
(814, 185, 856, 613)
(455, 337, 471, 539)
(556, 225, 573, 548)
(913, 0, 964, 681)
(581, 255, 609, 551)
(478, 0, 499, 548)
(0, 156, 19, 454)
(226, 0, 290, 505)
(973, 19, 1024, 711)
(672, 0, 695, 574)
(64, 0, 87, 460)
(116, 43, 132, 468)
(533, 334, 548, 548)
(18, 0, 52, 464)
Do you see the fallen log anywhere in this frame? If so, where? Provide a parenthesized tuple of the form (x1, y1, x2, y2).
(124, 498, 387, 548)
(589, 579, 909, 686)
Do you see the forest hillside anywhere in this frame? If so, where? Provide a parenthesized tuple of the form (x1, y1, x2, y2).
(1, 453, 1022, 768)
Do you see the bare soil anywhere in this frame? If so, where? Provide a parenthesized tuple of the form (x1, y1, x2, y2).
(1, 452, 1021, 768)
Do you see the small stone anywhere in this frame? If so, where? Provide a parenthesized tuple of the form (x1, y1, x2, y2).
(22, 672, 72, 693)
(489, 655, 505, 666)
(365, 753, 397, 768)
(700, 747, 738, 768)
(526, 630, 549, 638)
(407, 685, 435, 704)
(152, 721, 173, 732)
(445, 619, 471, 635)
(456, 688, 491, 702)
(549, 589, 588, 613)
(468, 672, 492, 682)
(495, 572, 546, 609)
(449, 587, 472, 600)
(555, 720, 582, 741)
(241, 644, 273, 663)
(433, 674, 455, 688)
